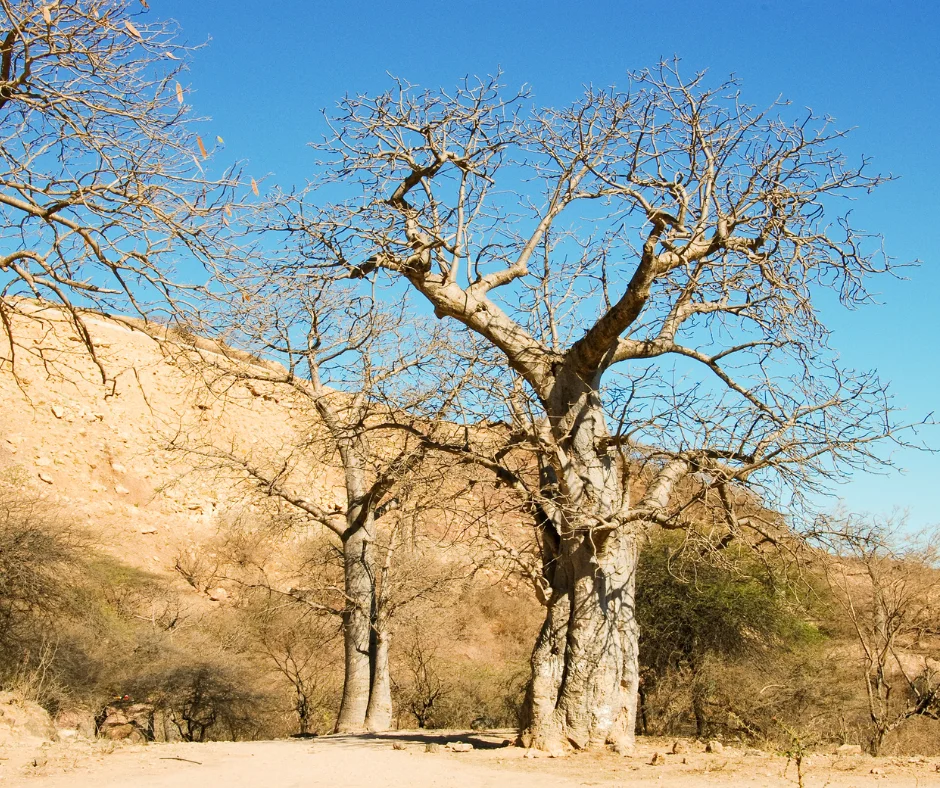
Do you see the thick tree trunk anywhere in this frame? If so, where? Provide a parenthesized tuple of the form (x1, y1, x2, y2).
(365, 624, 393, 731)
(520, 376, 641, 754)
(523, 531, 640, 753)
(335, 520, 375, 732)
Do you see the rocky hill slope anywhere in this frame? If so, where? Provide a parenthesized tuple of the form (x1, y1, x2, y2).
(1, 302, 344, 582)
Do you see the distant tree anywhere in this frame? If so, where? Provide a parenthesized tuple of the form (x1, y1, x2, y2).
(0, 0, 244, 381)
(234, 557, 344, 736)
(278, 64, 921, 752)
(130, 661, 260, 742)
(395, 620, 450, 729)
(817, 514, 940, 755)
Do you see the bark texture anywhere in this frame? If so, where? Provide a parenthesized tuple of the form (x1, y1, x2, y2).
(335, 524, 375, 732)
(364, 627, 393, 731)
(521, 377, 641, 753)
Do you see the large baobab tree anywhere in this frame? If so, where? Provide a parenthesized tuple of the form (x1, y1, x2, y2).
(277, 65, 919, 753)
(0, 0, 244, 381)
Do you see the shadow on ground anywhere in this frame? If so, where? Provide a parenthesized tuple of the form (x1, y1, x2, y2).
(306, 729, 518, 751)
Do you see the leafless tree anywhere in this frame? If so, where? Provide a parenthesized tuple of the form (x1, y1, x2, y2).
(0, 0, 246, 383)
(817, 513, 940, 754)
(397, 627, 449, 729)
(169, 271, 475, 732)
(241, 590, 342, 736)
(274, 63, 925, 752)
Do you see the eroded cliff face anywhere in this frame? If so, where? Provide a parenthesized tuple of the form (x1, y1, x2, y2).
(0, 302, 344, 582)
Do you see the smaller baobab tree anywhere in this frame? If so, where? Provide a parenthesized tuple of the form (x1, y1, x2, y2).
(174, 265, 472, 733)
(817, 513, 940, 755)
(0, 0, 246, 382)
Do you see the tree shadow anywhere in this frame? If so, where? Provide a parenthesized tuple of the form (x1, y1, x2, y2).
(308, 729, 517, 750)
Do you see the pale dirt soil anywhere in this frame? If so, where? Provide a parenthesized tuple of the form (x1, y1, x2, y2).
(4, 731, 939, 787)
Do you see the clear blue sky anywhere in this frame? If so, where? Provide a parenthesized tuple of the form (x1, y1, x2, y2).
(157, 0, 940, 527)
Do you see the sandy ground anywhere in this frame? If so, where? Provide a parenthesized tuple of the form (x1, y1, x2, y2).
(4, 731, 939, 787)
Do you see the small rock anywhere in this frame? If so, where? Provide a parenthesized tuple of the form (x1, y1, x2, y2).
(111, 462, 127, 474)
(100, 722, 146, 742)
(114, 484, 130, 495)
(650, 752, 666, 765)
(392, 741, 407, 751)
(58, 729, 79, 739)
(449, 741, 473, 752)
(870, 767, 884, 775)
(208, 587, 229, 602)
(51, 405, 64, 419)
(140, 527, 157, 535)
(672, 740, 689, 755)
(837, 744, 863, 755)
(425, 742, 441, 753)
(705, 740, 724, 754)
(35, 456, 52, 467)
(96, 701, 153, 743)
(38, 472, 53, 484)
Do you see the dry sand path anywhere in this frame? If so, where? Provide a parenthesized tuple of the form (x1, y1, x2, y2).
(7, 731, 938, 787)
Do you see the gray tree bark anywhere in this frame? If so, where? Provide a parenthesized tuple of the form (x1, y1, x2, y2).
(365, 625, 393, 731)
(521, 376, 641, 753)
(335, 521, 375, 732)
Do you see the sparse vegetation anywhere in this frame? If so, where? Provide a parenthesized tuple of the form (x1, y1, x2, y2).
(2, 454, 939, 754)
(0, 5, 935, 780)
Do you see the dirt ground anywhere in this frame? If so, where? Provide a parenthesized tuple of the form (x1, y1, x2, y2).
(4, 731, 939, 787)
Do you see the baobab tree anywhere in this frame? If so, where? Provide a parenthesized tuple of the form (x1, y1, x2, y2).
(0, 0, 243, 381)
(172, 273, 473, 732)
(273, 64, 919, 752)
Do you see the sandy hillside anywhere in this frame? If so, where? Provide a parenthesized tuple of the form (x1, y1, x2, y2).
(1, 303, 342, 582)
(7, 732, 940, 787)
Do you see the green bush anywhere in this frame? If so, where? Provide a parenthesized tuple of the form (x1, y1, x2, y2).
(636, 531, 823, 739)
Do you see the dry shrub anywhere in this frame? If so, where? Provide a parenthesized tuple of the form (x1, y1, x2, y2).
(0, 470, 87, 706)
(635, 530, 828, 743)
(125, 659, 264, 742)
(882, 716, 940, 757)
(391, 580, 540, 730)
